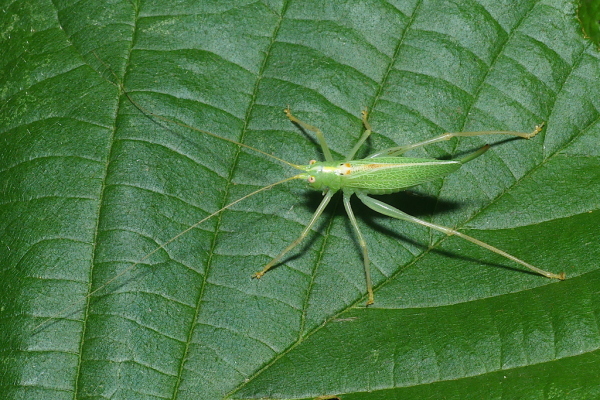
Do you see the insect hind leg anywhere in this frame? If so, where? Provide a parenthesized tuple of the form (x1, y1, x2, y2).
(355, 192, 565, 281)
(367, 123, 544, 158)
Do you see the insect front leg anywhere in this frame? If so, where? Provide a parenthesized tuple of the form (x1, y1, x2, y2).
(253, 190, 336, 279)
(285, 107, 334, 162)
(342, 191, 374, 305)
(367, 123, 545, 158)
(356, 192, 565, 281)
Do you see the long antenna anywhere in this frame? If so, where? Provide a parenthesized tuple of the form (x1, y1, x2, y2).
(33, 174, 303, 333)
(123, 91, 303, 170)
(94, 52, 304, 171)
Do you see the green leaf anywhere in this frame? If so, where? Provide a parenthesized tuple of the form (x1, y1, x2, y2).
(578, 0, 600, 48)
(2, 0, 599, 399)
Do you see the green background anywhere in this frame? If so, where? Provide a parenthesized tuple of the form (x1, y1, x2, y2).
(578, 0, 600, 47)
(1, 0, 599, 399)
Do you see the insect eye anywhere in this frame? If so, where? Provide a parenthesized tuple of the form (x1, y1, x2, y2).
(309, 159, 317, 165)
(308, 176, 316, 183)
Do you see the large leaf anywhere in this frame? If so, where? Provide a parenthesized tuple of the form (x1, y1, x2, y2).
(2, 0, 599, 399)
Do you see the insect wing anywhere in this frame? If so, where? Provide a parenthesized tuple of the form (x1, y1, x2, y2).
(344, 157, 462, 193)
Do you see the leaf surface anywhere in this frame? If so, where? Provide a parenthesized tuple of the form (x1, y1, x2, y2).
(2, 1, 599, 399)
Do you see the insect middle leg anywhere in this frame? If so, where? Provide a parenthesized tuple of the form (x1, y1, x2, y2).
(285, 108, 377, 162)
(343, 191, 374, 305)
(345, 109, 374, 161)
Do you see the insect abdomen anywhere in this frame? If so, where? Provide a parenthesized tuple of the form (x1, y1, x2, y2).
(344, 157, 462, 194)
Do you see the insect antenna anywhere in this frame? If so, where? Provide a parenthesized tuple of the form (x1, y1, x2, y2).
(95, 52, 306, 171)
(123, 91, 304, 171)
(32, 173, 303, 333)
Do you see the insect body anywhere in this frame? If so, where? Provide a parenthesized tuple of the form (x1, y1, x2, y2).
(249, 108, 565, 304)
(303, 158, 463, 193)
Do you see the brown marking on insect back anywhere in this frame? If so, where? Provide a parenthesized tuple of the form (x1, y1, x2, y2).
(334, 163, 353, 176)
(354, 163, 399, 172)
(358, 161, 455, 171)
(365, 163, 387, 169)
(343, 162, 351, 175)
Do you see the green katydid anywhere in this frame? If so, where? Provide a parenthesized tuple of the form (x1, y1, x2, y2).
(34, 100, 565, 330)
(250, 107, 565, 304)
(120, 98, 566, 306)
